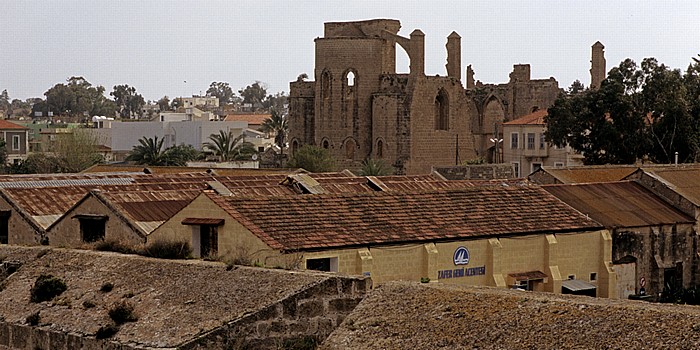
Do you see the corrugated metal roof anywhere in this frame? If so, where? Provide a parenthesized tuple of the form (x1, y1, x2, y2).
(0, 178, 135, 188)
(641, 167, 700, 206)
(562, 279, 597, 291)
(134, 221, 165, 234)
(508, 271, 548, 280)
(33, 215, 62, 229)
(537, 166, 638, 184)
(543, 181, 693, 227)
(182, 218, 225, 225)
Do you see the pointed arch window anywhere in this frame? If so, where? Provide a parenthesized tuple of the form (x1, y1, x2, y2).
(345, 139, 356, 160)
(376, 139, 384, 159)
(346, 71, 355, 87)
(434, 89, 449, 130)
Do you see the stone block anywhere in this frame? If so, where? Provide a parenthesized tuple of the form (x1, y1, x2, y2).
(256, 321, 270, 337)
(9, 324, 28, 349)
(297, 299, 325, 318)
(328, 297, 362, 313)
(287, 321, 308, 335)
(48, 331, 68, 349)
(30, 328, 50, 350)
(281, 297, 297, 318)
(268, 320, 287, 335)
(0, 322, 9, 346)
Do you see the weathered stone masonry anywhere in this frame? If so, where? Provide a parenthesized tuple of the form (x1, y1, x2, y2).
(289, 19, 561, 174)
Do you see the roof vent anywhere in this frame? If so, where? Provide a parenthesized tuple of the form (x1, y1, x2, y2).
(206, 180, 232, 196)
(287, 174, 325, 194)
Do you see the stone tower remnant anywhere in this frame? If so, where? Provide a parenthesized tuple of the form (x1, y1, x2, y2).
(590, 41, 606, 90)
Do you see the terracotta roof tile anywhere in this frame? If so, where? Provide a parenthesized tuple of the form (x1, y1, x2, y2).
(503, 109, 548, 125)
(223, 113, 271, 125)
(0, 120, 28, 130)
(210, 186, 602, 251)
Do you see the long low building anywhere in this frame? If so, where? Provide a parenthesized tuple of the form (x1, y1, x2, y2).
(152, 184, 617, 297)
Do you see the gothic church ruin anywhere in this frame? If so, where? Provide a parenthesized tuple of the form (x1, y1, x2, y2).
(288, 19, 562, 174)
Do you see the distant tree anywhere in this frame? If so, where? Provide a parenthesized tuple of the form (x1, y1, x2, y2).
(232, 142, 258, 161)
(239, 81, 267, 111)
(0, 90, 10, 113)
(157, 96, 170, 111)
(567, 80, 585, 94)
(203, 130, 246, 162)
(206, 82, 235, 106)
(0, 140, 7, 173)
(296, 73, 308, 82)
(53, 129, 104, 172)
(126, 136, 166, 165)
(262, 92, 288, 113)
(359, 158, 392, 176)
(170, 97, 181, 110)
(260, 109, 287, 154)
(44, 77, 116, 117)
(162, 144, 201, 166)
(9, 153, 62, 174)
(546, 57, 700, 164)
(286, 145, 335, 172)
(110, 84, 145, 119)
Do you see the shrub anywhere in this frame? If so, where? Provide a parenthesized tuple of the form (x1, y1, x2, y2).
(82, 300, 96, 308)
(280, 335, 317, 350)
(95, 324, 119, 339)
(94, 240, 137, 255)
(25, 311, 40, 326)
(140, 239, 191, 259)
(108, 301, 138, 324)
(359, 158, 393, 176)
(30, 274, 67, 303)
(99, 282, 114, 293)
(286, 145, 335, 172)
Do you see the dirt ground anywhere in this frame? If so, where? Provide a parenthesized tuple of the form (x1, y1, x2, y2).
(322, 281, 700, 349)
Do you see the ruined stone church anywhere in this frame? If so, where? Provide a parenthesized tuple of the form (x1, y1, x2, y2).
(288, 19, 563, 175)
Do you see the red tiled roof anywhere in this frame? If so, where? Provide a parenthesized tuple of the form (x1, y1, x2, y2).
(543, 181, 693, 227)
(0, 120, 28, 130)
(224, 113, 271, 125)
(209, 186, 602, 251)
(503, 109, 548, 125)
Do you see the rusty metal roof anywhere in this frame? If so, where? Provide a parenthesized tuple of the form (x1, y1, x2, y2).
(543, 181, 693, 228)
(639, 166, 700, 206)
(537, 165, 638, 184)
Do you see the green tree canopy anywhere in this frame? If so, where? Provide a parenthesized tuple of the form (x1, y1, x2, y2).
(126, 136, 201, 166)
(157, 96, 170, 112)
(206, 82, 238, 106)
(203, 130, 246, 162)
(286, 145, 335, 172)
(545, 57, 700, 164)
(43, 77, 117, 118)
(359, 158, 392, 176)
(239, 81, 267, 111)
(111, 84, 145, 119)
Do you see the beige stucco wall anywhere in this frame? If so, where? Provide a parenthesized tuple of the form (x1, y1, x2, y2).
(47, 196, 145, 248)
(306, 230, 616, 297)
(152, 195, 616, 297)
(151, 195, 276, 263)
(0, 196, 41, 245)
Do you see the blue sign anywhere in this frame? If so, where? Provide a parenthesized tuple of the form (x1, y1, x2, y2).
(453, 246, 470, 265)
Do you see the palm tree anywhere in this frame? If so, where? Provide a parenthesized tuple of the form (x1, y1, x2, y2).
(203, 130, 245, 161)
(126, 136, 166, 165)
(261, 109, 288, 155)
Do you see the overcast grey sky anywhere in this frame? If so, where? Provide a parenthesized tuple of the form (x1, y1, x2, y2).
(2, 0, 699, 102)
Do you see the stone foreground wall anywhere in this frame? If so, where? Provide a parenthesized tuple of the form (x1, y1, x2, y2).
(0, 252, 369, 350)
(179, 276, 370, 349)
